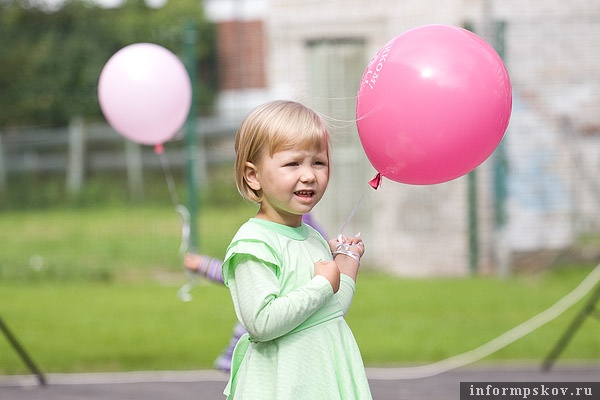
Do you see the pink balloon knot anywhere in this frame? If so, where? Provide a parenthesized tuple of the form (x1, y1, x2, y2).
(368, 173, 382, 190)
(154, 144, 164, 154)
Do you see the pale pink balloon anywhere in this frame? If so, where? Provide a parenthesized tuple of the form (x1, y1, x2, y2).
(98, 43, 192, 146)
(356, 25, 512, 185)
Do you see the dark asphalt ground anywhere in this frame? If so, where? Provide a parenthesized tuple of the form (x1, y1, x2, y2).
(1, 364, 598, 399)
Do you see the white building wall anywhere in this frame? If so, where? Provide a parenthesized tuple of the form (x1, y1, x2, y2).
(265, 0, 487, 276)
(206, 0, 600, 276)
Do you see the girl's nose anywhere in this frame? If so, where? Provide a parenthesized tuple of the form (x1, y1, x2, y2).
(300, 166, 316, 182)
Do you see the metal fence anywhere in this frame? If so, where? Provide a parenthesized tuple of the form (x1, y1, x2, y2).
(0, 117, 239, 200)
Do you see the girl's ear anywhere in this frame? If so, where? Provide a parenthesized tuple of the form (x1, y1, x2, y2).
(244, 162, 261, 191)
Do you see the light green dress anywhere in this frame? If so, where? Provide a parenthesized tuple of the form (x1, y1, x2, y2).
(222, 218, 372, 399)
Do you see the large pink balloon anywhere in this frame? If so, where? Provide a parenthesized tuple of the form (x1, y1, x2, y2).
(98, 43, 192, 146)
(356, 25, 512, 185)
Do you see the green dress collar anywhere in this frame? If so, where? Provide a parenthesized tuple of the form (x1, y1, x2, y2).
(249, 218, 309, 240)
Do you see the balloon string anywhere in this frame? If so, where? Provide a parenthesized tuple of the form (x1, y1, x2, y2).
(338, 184, 370, 235)
(156, 145, 196, 302)
(157, 148, 180, 208)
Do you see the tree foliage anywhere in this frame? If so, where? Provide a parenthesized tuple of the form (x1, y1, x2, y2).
(0, 0, 216, 127)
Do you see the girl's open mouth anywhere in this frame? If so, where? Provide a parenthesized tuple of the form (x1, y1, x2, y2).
(294, 190, 315, 198)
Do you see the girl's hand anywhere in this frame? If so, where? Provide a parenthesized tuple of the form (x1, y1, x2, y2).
(184, 252, 202, 272)
(329, 235, 365, 281)
(314, 260, 340, 293)
(329, 235, 365, 259)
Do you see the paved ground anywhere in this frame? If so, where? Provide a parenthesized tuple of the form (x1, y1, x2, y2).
(0, 364, 598, 399)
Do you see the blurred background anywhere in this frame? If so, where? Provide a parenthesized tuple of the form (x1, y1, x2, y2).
(2, 0, 600, 276)
(0, 0, 599, 376)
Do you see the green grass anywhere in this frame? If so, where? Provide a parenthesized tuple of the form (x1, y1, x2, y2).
(0, 206, 599, 374)
(0, 204, 256, 282)
(0, 268, 599, 374)
(349, 268, 600, 365)
(0, 282, 237, 374)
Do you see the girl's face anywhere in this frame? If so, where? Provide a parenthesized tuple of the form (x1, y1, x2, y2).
(244, 141, 329, 227)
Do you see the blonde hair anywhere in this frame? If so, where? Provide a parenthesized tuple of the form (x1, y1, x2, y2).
(234, 100, 331, 203)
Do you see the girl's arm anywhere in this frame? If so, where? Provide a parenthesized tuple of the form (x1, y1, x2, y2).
(228, 255, 334, 342)
(336, 274, 356, 316)
(329, 236, 364, 282)
(184, 253, 224, 283)
(330, 236, 364, 314)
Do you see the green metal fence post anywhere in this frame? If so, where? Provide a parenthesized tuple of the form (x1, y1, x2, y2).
(468, 170, 479, 275)
(183, 20, 199, 252)
(464, 21, 479, 276)
(492, 20, 510, 278)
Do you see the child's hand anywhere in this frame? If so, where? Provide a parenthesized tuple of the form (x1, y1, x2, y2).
(184, 252, 202, 272)
(314, 260, 340, 293)
(329, 235, 365, 259)
(329, 235, 365, 281)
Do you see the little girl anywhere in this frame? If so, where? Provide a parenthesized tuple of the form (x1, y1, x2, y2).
(221, 100, 372, 399)
(184, 213, 328, 372)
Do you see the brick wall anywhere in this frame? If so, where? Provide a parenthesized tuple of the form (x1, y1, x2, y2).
(216, 20, 266, 90)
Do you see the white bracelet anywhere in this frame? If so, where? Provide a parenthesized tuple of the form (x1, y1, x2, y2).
(332, 248, 361, 264)
(332, 238, 362, 264)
